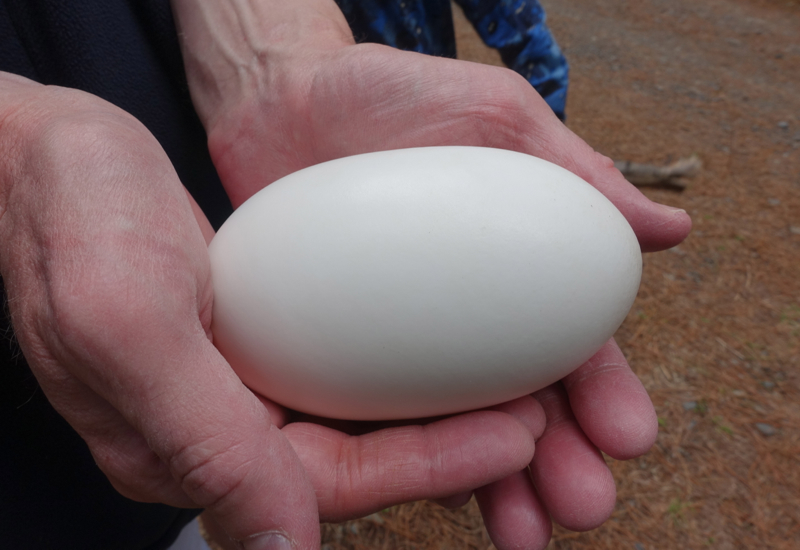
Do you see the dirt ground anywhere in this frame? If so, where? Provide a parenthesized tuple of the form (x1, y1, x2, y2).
(317, 0, 800, 548)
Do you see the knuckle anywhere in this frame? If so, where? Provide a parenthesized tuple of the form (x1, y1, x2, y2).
(318, 436, 357, 515)
(21, 106, 146, 187)
(465, 71, 540, 147)
(323, 434, 378, 516)
(42, 269, 143, 362)
(334, 429, 431, 512)
(167, 433, 255, 509)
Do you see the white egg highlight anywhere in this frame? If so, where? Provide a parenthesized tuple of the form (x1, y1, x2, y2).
(209, 146, 642, 420)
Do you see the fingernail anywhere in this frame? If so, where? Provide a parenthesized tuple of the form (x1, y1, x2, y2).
(241, 532, 293, 550)
(659, 204, 686, 215)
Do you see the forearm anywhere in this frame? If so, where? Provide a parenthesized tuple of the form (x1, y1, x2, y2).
(170, 0, 354, 128)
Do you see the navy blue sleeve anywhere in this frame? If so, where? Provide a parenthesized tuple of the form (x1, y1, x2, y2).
(336, 0, 457, 57)
(1, 2, 220, 548)
(0, 0, 233, 229)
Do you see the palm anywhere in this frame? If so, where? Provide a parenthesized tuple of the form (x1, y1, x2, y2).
(209, 43, 688, 253)
(203, 41, 692, 548)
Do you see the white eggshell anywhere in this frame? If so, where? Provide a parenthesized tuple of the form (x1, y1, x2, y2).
(209, 146, 641, 420)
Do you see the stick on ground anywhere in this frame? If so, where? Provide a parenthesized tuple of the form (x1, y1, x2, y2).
(614, 155, 702, 189)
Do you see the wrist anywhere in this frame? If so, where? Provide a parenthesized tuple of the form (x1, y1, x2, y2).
(171, 0, 354, 130)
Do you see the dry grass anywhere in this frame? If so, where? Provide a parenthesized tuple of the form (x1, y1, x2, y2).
(319, 0, 800, 548)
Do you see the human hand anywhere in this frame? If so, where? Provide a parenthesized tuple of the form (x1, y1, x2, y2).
(171, 2, 690, 548)
(0, 75, 314, 544)
(190, 38, 690, 251)
(0, 74, 547, 549)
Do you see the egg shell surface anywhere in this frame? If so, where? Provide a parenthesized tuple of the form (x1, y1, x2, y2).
(209, 146, 642, 420)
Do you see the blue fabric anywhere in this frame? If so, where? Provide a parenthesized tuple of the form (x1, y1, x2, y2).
(335, 0, 569, 119)
(336, 0, 457, 57)
(0, 0, 232, 230)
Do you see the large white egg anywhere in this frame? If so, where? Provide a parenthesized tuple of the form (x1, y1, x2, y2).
(209, 146, 641, 420)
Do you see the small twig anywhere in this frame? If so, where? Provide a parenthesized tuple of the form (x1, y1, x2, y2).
(614, 155, 702, 189)
(716, 336, 746, 361)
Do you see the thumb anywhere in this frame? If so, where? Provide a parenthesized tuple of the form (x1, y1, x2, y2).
(54, 304, 321, 549)
(134, 335, 321, 549)
(33, 291, 320, 548)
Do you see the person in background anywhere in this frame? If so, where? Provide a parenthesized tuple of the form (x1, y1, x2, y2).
(335, 0, 569, 119)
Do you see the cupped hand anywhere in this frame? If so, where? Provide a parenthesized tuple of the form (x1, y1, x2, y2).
(0, 75, 548, 549)
(205, 42, 690, 252)
(199, 41, 688, 549)
(0, 76, 316, 546)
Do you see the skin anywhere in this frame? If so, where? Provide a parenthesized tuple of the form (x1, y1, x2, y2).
(0, 76, 542, 550)
(0, 1, 691, 550)
(173, 2, 688, 546)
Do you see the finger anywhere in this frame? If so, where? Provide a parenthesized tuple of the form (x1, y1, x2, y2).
(128, 334, 320, 549)
(582, 159, 691, 254)
(472, 397, 551, 549)
(485, 394, 546, 440)
(41, 303, 321, 547)
(5, 260, 191, 507)
(504, 100, 692, 252)
(525, 121, 692, 252)
(459, 64, 692, 252)
(475, 469, 552, 550)
(563, 339, 658, 459)
(36, 245, 320, 548)
(359, 56, 691, 252)
(530, 383, 616, 531)
(283, 409, 537, 522)
(430, 396, 546, 511)
(433, 491, 474, 509)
